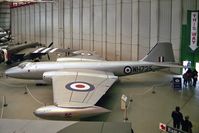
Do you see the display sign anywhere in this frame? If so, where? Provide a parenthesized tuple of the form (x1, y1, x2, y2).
(121, 94, 127, 102)
(159, 123, 167, 132)
(167, 125, 186, 133)
(121, 94, 127, 110)
(190, 12, 198, 51)
(173, 77, 182, 90)
(159, 123, 186, 133)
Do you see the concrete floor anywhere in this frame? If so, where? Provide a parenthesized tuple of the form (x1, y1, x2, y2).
(0, 63, 199, 133)
(0, 119, 131, 133)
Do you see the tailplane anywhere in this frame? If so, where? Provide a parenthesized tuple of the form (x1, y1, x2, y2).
(141, 42, 175, 62)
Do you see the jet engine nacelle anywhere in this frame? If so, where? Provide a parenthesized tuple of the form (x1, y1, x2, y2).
(34, 105, 110, 120)
(43, 71, 68, 83)
(43, 70, 84, 83)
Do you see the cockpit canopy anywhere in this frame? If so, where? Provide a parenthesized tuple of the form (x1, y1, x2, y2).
(18, 62, 33, 69)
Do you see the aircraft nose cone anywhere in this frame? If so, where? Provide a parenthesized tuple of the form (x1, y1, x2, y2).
(5, 67, 17, 77)
(5, 69, 12, 77)
(33, 108, 42, 117)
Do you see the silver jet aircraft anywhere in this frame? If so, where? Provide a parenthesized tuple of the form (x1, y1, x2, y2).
(5, 42, 180, 120)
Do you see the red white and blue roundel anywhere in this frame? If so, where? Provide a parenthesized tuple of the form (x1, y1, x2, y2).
(65, 81, 95, 92)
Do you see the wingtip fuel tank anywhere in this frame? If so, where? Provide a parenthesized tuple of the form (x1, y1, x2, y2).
(34, 105, 111, 120)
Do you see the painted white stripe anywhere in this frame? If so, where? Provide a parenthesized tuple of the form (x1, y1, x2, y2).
(41, 47, 52, 53)
(49, 48, 58, 53)
(33, 47, 45, 53)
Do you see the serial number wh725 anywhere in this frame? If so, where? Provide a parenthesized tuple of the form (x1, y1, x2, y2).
(124, 66, 153, 74)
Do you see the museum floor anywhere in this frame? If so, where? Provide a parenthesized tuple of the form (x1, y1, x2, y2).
(0, 64, 198, 133)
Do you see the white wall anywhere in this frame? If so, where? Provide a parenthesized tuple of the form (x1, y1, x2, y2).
(10, 0, 199, 61)
(0, 3, 10, 30)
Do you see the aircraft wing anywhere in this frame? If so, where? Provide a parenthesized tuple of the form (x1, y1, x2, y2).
(16, 46, 72, 61)
(32, 47, 71, 54)
(44, 69, 118, 108)
(32, 47, 105, 61)
(57, 50, 106, 62)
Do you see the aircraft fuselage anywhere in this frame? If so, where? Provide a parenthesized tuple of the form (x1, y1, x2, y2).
(5, 61, 160, 79)
(4, 42, 177, 120)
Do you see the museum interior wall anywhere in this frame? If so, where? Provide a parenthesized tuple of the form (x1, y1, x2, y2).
(10, 0, 199, 61)
(0, 3, 10, 30)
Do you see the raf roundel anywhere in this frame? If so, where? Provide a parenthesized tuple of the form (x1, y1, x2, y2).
(124, 66, 132, 74)
(65, 81, 95, 92)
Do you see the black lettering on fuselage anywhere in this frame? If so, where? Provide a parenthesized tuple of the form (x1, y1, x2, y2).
(126, 66, 152, 74)
(64, 113, 72, 118)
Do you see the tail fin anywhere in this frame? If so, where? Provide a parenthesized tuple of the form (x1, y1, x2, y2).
(141, 42, 175, 62)
(48, 42, 53, 48)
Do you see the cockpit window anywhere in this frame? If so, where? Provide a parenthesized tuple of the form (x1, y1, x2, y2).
(18, 62, 32, 69)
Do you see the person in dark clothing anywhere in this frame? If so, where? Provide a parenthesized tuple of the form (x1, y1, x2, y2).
(186, 68, 193, 87)
(171, 106, 183, 129)
(183, 72, 188, 87)
(192, 69, 198, 87)
(182, 116, 192, 133)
